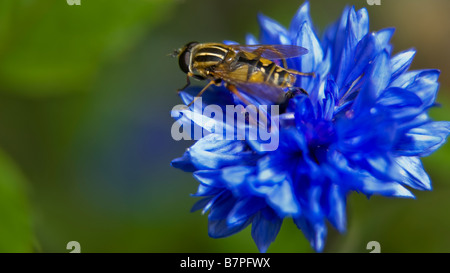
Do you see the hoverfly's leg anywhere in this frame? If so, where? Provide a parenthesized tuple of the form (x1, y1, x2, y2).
(252, 45, 283, 59)
(226, 84, 268, 127)
(251, 47, 268, 58)
(186, 80, 215, 107)
(281, 58, 288, 69)
(278, 97, 290, 114)
(226, 84, 252, 107)
(286, 87, 308, 96)
(177, 73, 193, 93)
(286, 69, 316, 78)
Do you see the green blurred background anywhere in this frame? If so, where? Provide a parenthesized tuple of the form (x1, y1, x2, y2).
(0, 0, 449, 253)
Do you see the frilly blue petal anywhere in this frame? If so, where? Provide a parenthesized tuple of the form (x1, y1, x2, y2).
(398, 112, 430, 132)
(355, 8, 369, 41)
(201, 191, 225, 214)
(266, 180, 301, 217)
(390, 69, 430, 88)
(334, 14, 357, 87)
(326, 6, 351, 74)
(191, 184, 222, 197)
(171, 152, 197, 172)
(320, 84, 336, 121)
(227, 197, 265, 226)
(326, 185, 347, 233)
(289, 1, 313, 39)
(394, 156, 432, 190)
(339, 30, 390, 96)
(370, 50, 392, 97)
(193, 170, 224, 188)
(223, 40, 238, 45)
(293, 216, 327, 252)
(208, 191, 235, 221)
(353, 170, 415, 198)
(321, 18, 338, 54)
(415, 69, 440, 82)
(294, 95, 316, 123)
(390, 49, 416, 82)
(221, 166, 255, 197)
(360, 155, 405, 183)
(347, 7, 369, 42)
(292, 22, 323, 90)
(337, 105, 397, 155)
(333, 7, 370, 87)
(191, 197, 214, 213)
(378, 87, 422, 108)
(251, 209, 282, 253)
(245, 33, 259, 45)
(395, 121, 450, 157)
(258, 13, 291, 44)
(279, 127, 309, 155)
(256, 156, 287, 185)
(377, 87, 424, 122)
(188, 134, 254, 170)
(405, 70, 440, 109)
(352, 50, 391, 113)
(375, 27, 395, 49)
(364, 182, 415, 198)
(305, 185, 323, 219)
(208, 217, 252, 238)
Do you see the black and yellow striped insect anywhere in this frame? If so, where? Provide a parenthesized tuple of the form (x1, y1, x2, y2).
(174, 42, 314, 108)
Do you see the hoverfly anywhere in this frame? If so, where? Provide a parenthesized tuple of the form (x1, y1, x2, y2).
(174, 42, 314, 110)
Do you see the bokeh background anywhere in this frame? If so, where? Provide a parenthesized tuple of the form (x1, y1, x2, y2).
(0, 0, 449, 253)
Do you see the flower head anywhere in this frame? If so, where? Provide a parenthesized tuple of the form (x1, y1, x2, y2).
(171, 2, 450, 252)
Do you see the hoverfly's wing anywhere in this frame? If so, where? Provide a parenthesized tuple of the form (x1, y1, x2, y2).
(211, 65, 287, 105)
(229, 44, 308, 60)
(234, 82, 287, 106)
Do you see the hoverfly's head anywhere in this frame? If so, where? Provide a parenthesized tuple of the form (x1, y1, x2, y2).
(177, 41, 198, 74)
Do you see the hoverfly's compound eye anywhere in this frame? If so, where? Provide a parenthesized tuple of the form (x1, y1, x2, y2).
(178, 49, 190, 74)
(178, 42, 198, 74)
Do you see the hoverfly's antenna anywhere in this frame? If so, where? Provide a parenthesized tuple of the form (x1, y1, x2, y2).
(168, 48, 181, 58)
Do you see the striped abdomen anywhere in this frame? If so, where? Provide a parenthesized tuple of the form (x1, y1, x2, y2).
(236, 55, 295, 87)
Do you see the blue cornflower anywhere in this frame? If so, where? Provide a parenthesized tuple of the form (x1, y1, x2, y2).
(171, 2, 450, 252)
